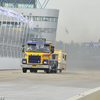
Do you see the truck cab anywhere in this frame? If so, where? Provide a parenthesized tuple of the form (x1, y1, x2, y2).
(21, 38, 58, 73)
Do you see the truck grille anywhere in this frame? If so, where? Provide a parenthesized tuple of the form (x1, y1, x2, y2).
(29, 56, 41, 63)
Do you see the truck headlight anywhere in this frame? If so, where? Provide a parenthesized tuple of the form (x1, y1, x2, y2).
(44, 61, 48, 64)
(43, 60, 49, 65)
(22, 60, 27, 64)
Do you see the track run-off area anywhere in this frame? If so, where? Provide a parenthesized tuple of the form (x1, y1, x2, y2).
(0, 69, 100, 100)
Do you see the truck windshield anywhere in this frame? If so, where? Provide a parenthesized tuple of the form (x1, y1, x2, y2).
(26, 44, 50, 53)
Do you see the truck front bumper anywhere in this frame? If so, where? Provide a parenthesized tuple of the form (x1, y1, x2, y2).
(20, 64, 49, 69)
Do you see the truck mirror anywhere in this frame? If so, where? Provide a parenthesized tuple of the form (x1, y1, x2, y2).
(22, 48, 24, 52)
(22, 45, 24, 47)
(51, 46, 54, 53)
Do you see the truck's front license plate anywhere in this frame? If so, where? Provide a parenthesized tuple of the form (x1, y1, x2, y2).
(32, 65, 37, 68)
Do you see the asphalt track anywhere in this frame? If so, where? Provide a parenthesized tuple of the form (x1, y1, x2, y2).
(0, 68, 100, 100)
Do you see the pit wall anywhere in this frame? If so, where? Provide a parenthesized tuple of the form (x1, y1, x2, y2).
(67, 87, 100, 100)
(0, 58, 21, 70)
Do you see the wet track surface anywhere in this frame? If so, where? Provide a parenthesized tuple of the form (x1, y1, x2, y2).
(0, 69, 100, 100)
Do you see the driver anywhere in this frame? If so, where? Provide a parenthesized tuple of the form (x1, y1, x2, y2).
(27, 45, 33, 51)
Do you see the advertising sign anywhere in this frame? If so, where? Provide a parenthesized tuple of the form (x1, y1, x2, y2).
(84, 43, 100, 47)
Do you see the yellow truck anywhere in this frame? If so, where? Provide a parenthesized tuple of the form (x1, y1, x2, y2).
(20, 38, 67, 73)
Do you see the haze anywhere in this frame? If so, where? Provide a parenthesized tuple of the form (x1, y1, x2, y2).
(40, 0, 100, 43)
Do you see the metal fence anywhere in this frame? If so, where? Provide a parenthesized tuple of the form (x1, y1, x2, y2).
(0, 14, 40, 58)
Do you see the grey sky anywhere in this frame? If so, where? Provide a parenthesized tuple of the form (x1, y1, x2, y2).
(40, 0, 100, 43)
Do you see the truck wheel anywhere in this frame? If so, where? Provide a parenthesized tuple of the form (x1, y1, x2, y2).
(34, 70, 37, 73)
(54, 67, 57, 73)
(54, 70, 57, 73)
(46, 69, 49, 73)
(30, 69, 33, 73)
(22, 68, 27, 73)
(46, 70, 50, 73)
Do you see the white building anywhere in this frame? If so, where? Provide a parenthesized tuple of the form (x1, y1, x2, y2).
(0, 0, 59, 70)
(1, 0, 59, 42)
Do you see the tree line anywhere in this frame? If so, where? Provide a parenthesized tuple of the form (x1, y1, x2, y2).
(54, 40, 100, 61)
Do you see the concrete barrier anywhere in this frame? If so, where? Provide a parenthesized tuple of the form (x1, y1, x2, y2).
(67, 87, 100, 100)
(0, 58, 21, 70)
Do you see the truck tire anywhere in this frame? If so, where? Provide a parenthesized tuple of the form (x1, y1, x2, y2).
(54, 66, 58, 73)
(54, 69, 57, 73)
(46, 70, 50, 73)
(34, 70, 37, 73)
(30, 69, 33, 73)
(22, 68, 27, 73)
